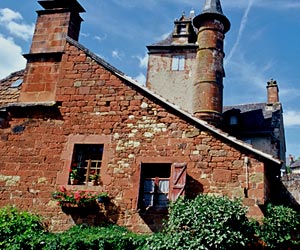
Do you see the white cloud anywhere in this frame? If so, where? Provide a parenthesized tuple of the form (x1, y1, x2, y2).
(0, 8, 34, 41)
(134, 73, 146, 85)
(136, 53, 148, 69)
(224, 52, 277, 105)
(280, 87, 300, 101)
(81, 32, 90, 38)
(0, 8, 22, 22)
(112, 49, 123, 60)
(160, 32, 170, 40)
(0, 35, 26, 79)
(284, 110, 300, 127)
(95, 34, 107, 42)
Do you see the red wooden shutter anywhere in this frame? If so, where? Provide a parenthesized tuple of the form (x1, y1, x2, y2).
(169, 163, 187, 201)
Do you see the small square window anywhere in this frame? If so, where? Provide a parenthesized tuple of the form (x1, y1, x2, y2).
(171, 55, 185, 71)
(69, 144, 104, 186)
(177, 24, 187, 35)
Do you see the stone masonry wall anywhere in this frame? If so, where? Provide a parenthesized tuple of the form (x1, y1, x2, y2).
(146, 50, 196, 114)
(0, 41, 271, 233)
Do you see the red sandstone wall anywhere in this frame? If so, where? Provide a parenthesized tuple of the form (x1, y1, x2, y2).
(0, 42, 270, 232)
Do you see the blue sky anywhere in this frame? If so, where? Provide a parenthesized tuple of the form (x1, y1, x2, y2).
(0, 0, 299, 159)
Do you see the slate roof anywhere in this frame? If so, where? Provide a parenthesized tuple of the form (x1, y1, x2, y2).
(202, 0, 225, 15)
(0, 36, 282, 165)
(0, 70, 24, 110)
(149, 33, 174, 47)
(223, 103, 282, 134)
(147, 33, 198, 49)
(291, 159, 300, 169)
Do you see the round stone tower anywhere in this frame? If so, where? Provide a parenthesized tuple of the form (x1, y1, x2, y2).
(192, 0, 230, 126)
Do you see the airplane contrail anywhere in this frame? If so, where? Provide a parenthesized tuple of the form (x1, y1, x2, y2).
(225, 0, 255, 66)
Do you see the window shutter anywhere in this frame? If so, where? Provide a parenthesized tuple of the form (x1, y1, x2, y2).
(169, 163, 187, 201)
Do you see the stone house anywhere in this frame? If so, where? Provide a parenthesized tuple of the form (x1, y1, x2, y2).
(0, 0, 284, 232)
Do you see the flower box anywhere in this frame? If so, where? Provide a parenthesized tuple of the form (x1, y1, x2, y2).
(52, 186, 109, 210)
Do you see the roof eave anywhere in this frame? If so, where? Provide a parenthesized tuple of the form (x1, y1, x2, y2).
(117, 74, 282, 165)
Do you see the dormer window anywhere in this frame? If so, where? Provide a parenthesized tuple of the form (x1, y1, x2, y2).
(171, 55, 185, 71)
(223, 108, 241, 129)
(177, 24, 187, 35)
(229, 115, 238, 125)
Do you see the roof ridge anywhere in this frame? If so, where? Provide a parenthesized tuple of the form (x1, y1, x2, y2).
(67, 36, 281, 165)
(66, 36, 125, 76)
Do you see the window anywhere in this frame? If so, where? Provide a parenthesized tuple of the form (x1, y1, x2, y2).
(11, 79, 23, 88)
(69, 144, 104, 186)
(177, 24, 187, 35)
(216, 39, 223, 51)
(139, 163, 187, 210)
(229, 115, 238, 125)
(0, 113, 8, 129)
(171, 55, 185, 71)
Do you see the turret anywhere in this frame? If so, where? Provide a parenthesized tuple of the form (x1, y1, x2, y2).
(192, 0, 230, 126)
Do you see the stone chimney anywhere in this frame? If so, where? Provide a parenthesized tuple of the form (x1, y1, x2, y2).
(192, 0, 230, 126)
(267, 79, 279, 103)
(19, 0, 85, 103)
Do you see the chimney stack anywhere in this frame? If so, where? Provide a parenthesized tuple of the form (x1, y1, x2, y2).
(30, 0, 85, 54)
(267, 79, 279, 103)
(19, 0, 85, 103)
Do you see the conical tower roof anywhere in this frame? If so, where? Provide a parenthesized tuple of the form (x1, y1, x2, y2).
(193, 0, 230, 33)
(202, 0, 224, 15)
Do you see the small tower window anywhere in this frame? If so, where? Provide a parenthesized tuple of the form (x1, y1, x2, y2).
(171, 55, 185, 71)
(216, 39, 223, 50)
(229, 115, 238, 125)
(177, 24, 187, 35)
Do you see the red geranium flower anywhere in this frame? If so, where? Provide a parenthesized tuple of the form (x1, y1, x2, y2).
(59, 186, 67, 192)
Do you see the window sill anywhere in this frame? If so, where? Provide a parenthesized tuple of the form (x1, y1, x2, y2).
(138, 206, 168, 214)
(64, 184, 104, 192)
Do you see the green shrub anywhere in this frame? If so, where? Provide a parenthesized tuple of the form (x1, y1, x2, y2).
(2, 200, 299, 249)
(254, 204, 300, 249)
(144, 194, 254, 250)
(0, 206, 146, 250)
(41, 224, 147, 250)
(0, 206, 46, 250)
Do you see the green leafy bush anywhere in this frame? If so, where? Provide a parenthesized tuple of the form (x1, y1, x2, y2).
(2, 200, 300, 249)
(41, 224, 147, 250)
(0, 206, 46, 250)
(0, 206, 146, 250)
(144, 194, 254, 250)
(254, 204, 300, 249)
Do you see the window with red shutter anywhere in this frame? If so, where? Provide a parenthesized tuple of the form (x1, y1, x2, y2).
(139, 162, 187, 211)
(169, 163, 187, 202)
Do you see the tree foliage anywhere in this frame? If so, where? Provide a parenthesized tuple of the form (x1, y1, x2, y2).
(254, 204, 300, 249)
(0, 206, 45, 250)
(145, 195, 253, 250)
